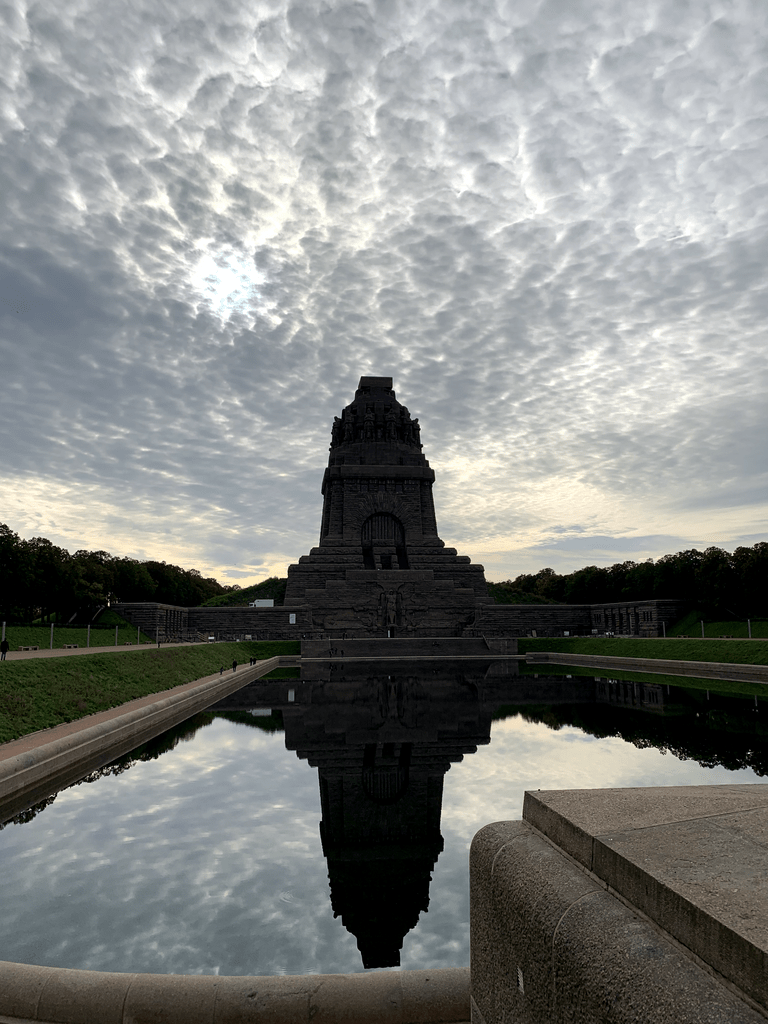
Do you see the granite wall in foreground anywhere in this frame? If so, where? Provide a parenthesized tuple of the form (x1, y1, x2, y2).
(470, 786, 768, 1024)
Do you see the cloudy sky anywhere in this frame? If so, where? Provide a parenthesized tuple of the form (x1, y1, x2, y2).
(1, 0, 767, 585)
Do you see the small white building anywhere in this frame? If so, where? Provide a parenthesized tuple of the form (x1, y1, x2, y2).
(248, 599, 275, 607)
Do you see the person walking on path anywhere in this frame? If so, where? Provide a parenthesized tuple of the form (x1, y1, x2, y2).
(0, 638, 9, 660)
(232, 659, 238, 673)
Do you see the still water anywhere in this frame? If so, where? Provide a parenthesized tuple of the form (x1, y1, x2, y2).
(0, 659, 765, 976)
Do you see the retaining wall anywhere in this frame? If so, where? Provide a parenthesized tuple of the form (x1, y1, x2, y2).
(526, 651, 768, 684)
(300, 637, 519, 659)
(470, 819, 767, 1024)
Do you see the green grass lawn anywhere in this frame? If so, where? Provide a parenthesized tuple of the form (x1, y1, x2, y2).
(516, 636, 768, 665)
(0, 640, 300, 744)
(666, 610, 768, 638)
(3, 625, 154, 650)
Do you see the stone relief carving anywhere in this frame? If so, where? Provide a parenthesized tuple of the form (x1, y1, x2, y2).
(333, 400, 425, 448)
(363, 408, 375, 441)
(371, 582, 428, 632)
(377, 586, 401, 629)
(385, 407, 398, 441)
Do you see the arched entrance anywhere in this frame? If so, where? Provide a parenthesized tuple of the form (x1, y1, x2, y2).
(361, 513, 410, 570)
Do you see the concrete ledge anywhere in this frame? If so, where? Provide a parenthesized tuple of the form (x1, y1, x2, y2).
(522, 785, 768, 1014)
(525, 650, 768, 684)
(0, 656, 299, 823)
(301, 638, 518, 659)
(469, 820, 767, 1024)
(0, 963, 470, 1024)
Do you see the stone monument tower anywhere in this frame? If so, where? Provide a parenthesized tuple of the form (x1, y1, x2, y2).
(284, 376, 491, 636)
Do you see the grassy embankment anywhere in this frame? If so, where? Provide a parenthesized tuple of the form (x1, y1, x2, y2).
(516, 637, 768, 699)
(3, 624, 155, 650)
(666, 609, 768, 638)
(201, 577, 287, 606)
(0, 640, 300, 745)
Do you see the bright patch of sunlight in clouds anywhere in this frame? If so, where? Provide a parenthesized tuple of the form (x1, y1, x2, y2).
(190, 248, 265, 320)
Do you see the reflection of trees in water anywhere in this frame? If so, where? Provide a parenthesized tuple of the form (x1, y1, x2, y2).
(216, 710, 284, 733)
(0, 793, 58, 831)
(1, 709, 284, 831)
(497, 702, 768, 776)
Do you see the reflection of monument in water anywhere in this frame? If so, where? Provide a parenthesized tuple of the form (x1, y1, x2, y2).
(212, 659, 612, 969)
(281, 659, 513, 968)
(209, 662, 768, 968)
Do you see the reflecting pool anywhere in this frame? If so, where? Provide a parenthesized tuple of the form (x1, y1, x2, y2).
(1, 658, 765, 976)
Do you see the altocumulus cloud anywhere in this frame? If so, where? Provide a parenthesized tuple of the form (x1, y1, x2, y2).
(1, 0, 767, 581)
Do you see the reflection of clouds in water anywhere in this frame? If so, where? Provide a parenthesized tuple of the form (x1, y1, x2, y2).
(0, 713, 762, 975)
(418, 714, 764, 970)
(0, 719, 345, 975)
(441, 715, 762, 838)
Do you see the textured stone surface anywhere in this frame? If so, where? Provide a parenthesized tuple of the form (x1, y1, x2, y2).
(470, 820, 767, 1024)
(523, 785, 768, 1014)
(0, 963, 469, 1024)
(300, 637, 519, 658)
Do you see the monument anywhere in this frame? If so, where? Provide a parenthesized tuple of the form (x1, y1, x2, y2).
(113, 375, 683, 640)
(283, 376, 492, 636)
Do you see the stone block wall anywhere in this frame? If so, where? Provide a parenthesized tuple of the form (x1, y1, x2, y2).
(113, 597, 686, 641)
(470, 818, 766, 1024)
(111, 603, 189, 640)
(471, 599, 685, 639)
(471, 603, 593, 638)
(590, 599, 684, 637)
(114, 602, 310, 640)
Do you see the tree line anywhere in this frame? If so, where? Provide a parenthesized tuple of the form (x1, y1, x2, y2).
(0, 523, 234, 623)
(491, 542, 768, 617)
(2, 520, 766, 624)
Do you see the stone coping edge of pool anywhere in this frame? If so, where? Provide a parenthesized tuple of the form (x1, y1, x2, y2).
(0, 656, 300, 823)
(470, 817, 768, 1024)
(522, 785, 768, 1015)
(0, 963, 470, 1024)
(526, 650, 768, 683)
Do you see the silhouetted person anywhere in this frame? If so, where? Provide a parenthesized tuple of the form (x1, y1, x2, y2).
(232, 659, 238, 672)
(0, 638, 9, 660)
